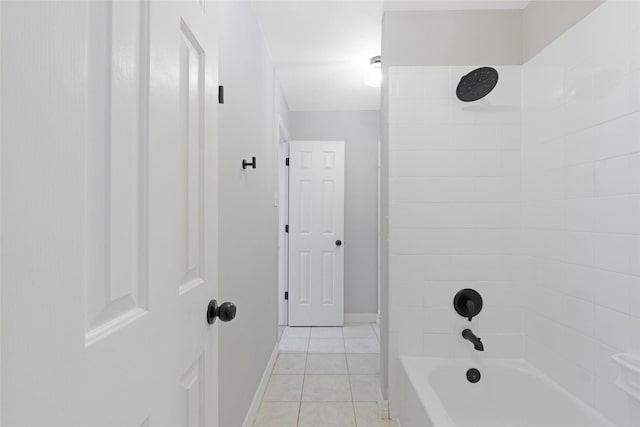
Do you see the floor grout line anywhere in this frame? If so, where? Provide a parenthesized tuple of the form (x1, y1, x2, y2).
(346, 359, 358, 427)
(296, 351, 308, 427)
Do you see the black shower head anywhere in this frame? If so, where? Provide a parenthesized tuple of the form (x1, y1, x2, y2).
(456, 67, 499, 102)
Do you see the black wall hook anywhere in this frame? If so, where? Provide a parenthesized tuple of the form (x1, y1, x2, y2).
(242, 157, 256, 169)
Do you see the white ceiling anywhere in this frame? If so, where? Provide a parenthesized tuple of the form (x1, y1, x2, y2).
(251, 0, 530, 112)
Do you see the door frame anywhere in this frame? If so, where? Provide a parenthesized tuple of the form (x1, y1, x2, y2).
(0, 1, 3, 417)
(276, 117, 290, 334)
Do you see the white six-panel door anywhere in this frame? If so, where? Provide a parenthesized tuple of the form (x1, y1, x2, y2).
(1, 1, 219, 426)
(288, 141, 345, 326)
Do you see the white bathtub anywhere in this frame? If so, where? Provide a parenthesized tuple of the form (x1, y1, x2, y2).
(397, 356, 615, 427)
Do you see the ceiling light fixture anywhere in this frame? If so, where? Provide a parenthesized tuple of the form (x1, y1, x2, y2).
(365, 55, 381, 88)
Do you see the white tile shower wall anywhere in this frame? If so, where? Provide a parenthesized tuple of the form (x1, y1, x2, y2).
(387, 65, 523, 416)
(522, 2, 640, 425)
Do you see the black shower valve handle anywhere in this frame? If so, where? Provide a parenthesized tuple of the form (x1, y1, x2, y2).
(453, 288, 483, 322)
(465, 299, 475, 322)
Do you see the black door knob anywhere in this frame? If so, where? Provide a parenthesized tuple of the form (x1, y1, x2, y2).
(207, 300, 237, 324)
(336, 240, 342, 247)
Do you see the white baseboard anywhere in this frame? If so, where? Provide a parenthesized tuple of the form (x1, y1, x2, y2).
(344, 313, 378, 324)
(378, 399, 390, 420)
(242, 343, 279, 427)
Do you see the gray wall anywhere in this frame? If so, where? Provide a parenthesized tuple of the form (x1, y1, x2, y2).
(289, 111, 379, 315)
(523, 0, 604, 62)
(383, 2, 605, 68)
(218, 2, 289, 426)
(382, 10, 523, 67)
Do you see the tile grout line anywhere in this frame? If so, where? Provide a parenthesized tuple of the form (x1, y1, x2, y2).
(296, 342, 310, 427)
(345, 332, 359, 427)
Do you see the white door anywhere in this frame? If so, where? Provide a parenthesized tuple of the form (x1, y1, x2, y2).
(1, 1, 223, 426)
(288, 141, 345, 326)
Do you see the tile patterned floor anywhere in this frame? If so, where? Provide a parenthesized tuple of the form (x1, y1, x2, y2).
(254, 324, 398, 427)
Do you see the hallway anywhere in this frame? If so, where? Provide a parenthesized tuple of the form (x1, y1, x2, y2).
(254, 324, 395, 427)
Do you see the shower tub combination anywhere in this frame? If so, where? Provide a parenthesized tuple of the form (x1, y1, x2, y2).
(396, 356, 615, 427)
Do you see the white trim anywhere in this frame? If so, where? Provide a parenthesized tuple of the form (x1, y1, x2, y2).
(276, 115, 290, 328)
(378, 399, 390, 420)
(0, 1, 4, 418)
(345, 313, 378, 324)
(241, 343, 279, 427)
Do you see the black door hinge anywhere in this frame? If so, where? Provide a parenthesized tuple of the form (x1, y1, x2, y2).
(285, 224, 289, 233)
(284, 291, 289, 300)
(285, 157, 289, 166)
(218, 85, 224, 104)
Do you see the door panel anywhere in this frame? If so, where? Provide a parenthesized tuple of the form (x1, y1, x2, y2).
(288, 141, 345, 326)
(179, 18, 205, 295)
(1, 1, 219, 426)
(299, 251, 311, 304)
(322, 251, 335, 304)
(85, 0, 150, 346)
(180, 355, 205, 427)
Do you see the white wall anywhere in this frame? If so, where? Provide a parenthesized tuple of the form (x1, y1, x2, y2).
(386, 65, 523, 416)
(289, 111, 379, 316)
(522, 1, 640, 425)
(218, 2, 289, 426)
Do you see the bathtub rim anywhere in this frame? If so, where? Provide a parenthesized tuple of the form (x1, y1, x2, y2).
(398, 356, 616, 427)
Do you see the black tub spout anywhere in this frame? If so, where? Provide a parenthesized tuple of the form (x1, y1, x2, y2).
(462, 329, 484, 351)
